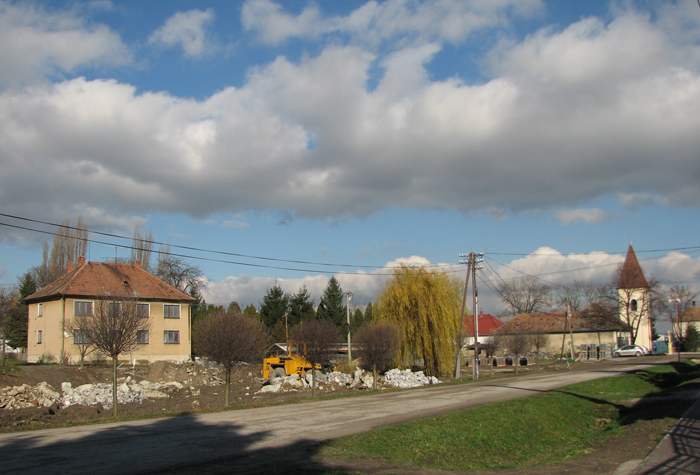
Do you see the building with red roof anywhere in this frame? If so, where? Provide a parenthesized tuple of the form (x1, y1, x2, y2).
(25, 257, 195, 364)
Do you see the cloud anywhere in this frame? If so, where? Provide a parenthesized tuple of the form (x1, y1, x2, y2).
(241, 0, 543, 47)
(1, 2, 700, 230)
(203, 255, 455, 307)
(0, 0, 129, 87)
(552, 208, 615, 226)
(149, 9, 215, 58)
(222, 214, 249, 228)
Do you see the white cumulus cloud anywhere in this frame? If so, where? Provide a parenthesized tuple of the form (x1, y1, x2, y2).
(149, 9, 216, 58)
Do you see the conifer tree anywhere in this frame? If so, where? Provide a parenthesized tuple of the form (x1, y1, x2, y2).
(288, 286, 315, 326)
(259, 284, 288, 330)
(316, 277, 345, 327)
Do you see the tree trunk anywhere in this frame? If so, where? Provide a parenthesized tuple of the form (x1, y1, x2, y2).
(112, 356, 118, 417)
(372, 363, 378, 390)
(311, 368, 316, 397)
(225, 368, 231, 406)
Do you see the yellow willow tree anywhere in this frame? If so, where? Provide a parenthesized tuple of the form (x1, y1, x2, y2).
(376, 265, 462, 376)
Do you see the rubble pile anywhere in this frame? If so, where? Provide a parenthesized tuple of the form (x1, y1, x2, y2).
(61, 377, 186, 409)
(0, 382, 61, 409)
(383, 368, 441, 388)
(149, 360, 224, 387)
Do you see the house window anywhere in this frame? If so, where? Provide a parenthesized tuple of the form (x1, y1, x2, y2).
(631, 300, 638, 312)
(73, 329, 92, 345)
(108, 302, 121, 318)
(137, 303, 150, 318)
(164, 304, 180, 319)
(37, 330, 42, 344)
(164, 330, 180, 344)
(38, 303, 43, 317)
(137, 330, 149, 345)
(74, 301, 93, 316)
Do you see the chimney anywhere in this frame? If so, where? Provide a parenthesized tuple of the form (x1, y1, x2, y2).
(78, 256, 85, 266)
(135, 260, 141, 268)
(66, 262, 74, 272)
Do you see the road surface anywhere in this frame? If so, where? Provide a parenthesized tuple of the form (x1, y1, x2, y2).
(0, 358, 669, 474)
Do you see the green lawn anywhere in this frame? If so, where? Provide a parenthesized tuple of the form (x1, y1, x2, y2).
(320, 363, 698, 472)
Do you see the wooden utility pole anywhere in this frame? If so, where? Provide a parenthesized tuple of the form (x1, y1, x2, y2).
(454, 253, 472, 379)
(472, 256, 478, 380)
(567, 300, 576, 360)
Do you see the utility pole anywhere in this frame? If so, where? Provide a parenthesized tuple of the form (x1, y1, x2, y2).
(346, 291, 353, 364)
(456, 252, 484, 380)
(455, 254, 472, 379)
(472, 253, 484, 380)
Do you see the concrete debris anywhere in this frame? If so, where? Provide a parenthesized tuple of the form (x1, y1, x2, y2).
(0, 382, 61, 410)
(256, 367, 439, 394)
(383, 368, 441, 388)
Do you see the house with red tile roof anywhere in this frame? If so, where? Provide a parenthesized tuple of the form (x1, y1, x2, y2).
(463, 310, 504, 344)
(495, 304, 629, 355)
(24, 257, 196, 364)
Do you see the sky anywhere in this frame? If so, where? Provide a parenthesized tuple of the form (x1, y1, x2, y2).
(1, 0, 700, 326)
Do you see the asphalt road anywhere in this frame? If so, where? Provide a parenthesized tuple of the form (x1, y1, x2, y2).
(0, 357, 672, 475)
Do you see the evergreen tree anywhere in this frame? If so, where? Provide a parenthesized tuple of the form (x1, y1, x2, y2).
(259, 284, 288, 330)
(316, 277, 345, 327)
(351, 308, 364, 334)
(6, 273, 36, 350)
(364, 302, 374, 322)
(683, 324, 700, 352)
(243, 304, 259, 319)
(288, 286, 315, 326)
(227, 302, 242, 314)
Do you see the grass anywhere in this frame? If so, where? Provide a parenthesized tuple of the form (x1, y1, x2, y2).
(320, 362, 698, 472)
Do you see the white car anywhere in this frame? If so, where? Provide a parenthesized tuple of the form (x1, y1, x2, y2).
(613, 345, 648, 357)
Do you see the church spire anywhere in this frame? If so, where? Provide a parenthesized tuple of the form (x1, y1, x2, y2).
(617, 245, 649, 290)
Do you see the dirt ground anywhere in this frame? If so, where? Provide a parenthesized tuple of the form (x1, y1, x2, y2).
(0, 359, 696, 475)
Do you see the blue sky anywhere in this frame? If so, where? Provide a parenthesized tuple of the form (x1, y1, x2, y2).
(1, 0, 699, 322)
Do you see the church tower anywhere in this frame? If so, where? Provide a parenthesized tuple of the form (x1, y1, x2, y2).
(617, 245, 652, 348)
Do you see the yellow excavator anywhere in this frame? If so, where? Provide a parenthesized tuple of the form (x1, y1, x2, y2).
(262, 342, 321, 382)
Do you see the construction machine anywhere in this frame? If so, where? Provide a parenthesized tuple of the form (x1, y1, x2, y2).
(262, 342, 321, 382)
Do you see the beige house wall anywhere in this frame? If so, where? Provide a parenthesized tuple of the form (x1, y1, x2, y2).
(27, 298, 191, 364)
(539, 331, 619, 355)
(618, 288, 653, 349)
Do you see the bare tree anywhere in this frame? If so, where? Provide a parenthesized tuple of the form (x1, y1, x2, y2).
(481, 335, 502, 377)
(130, 225, 154, 271)
(658, 285, 697, 340)
(291, 320, 340, 396)
(554, 280, 601, 312)
(31, 217, 88, 286)
(355, 322, 402, 390)
(498, 276, 552, 316)
(156, 243, 205, 296)
(82, 296, 150, 416)
(530, 331, 550, 371)
(193, 310, 269, 406)
(503, 333, 531, 374)
(67, 313, 96, 369)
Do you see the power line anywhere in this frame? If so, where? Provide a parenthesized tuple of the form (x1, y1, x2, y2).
(0, 217, 465, 277)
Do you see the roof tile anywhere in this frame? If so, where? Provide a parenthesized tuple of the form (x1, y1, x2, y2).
(25, 261, 196, 303)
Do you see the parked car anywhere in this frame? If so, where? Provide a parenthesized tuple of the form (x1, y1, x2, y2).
(613, 344, 648, 357)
